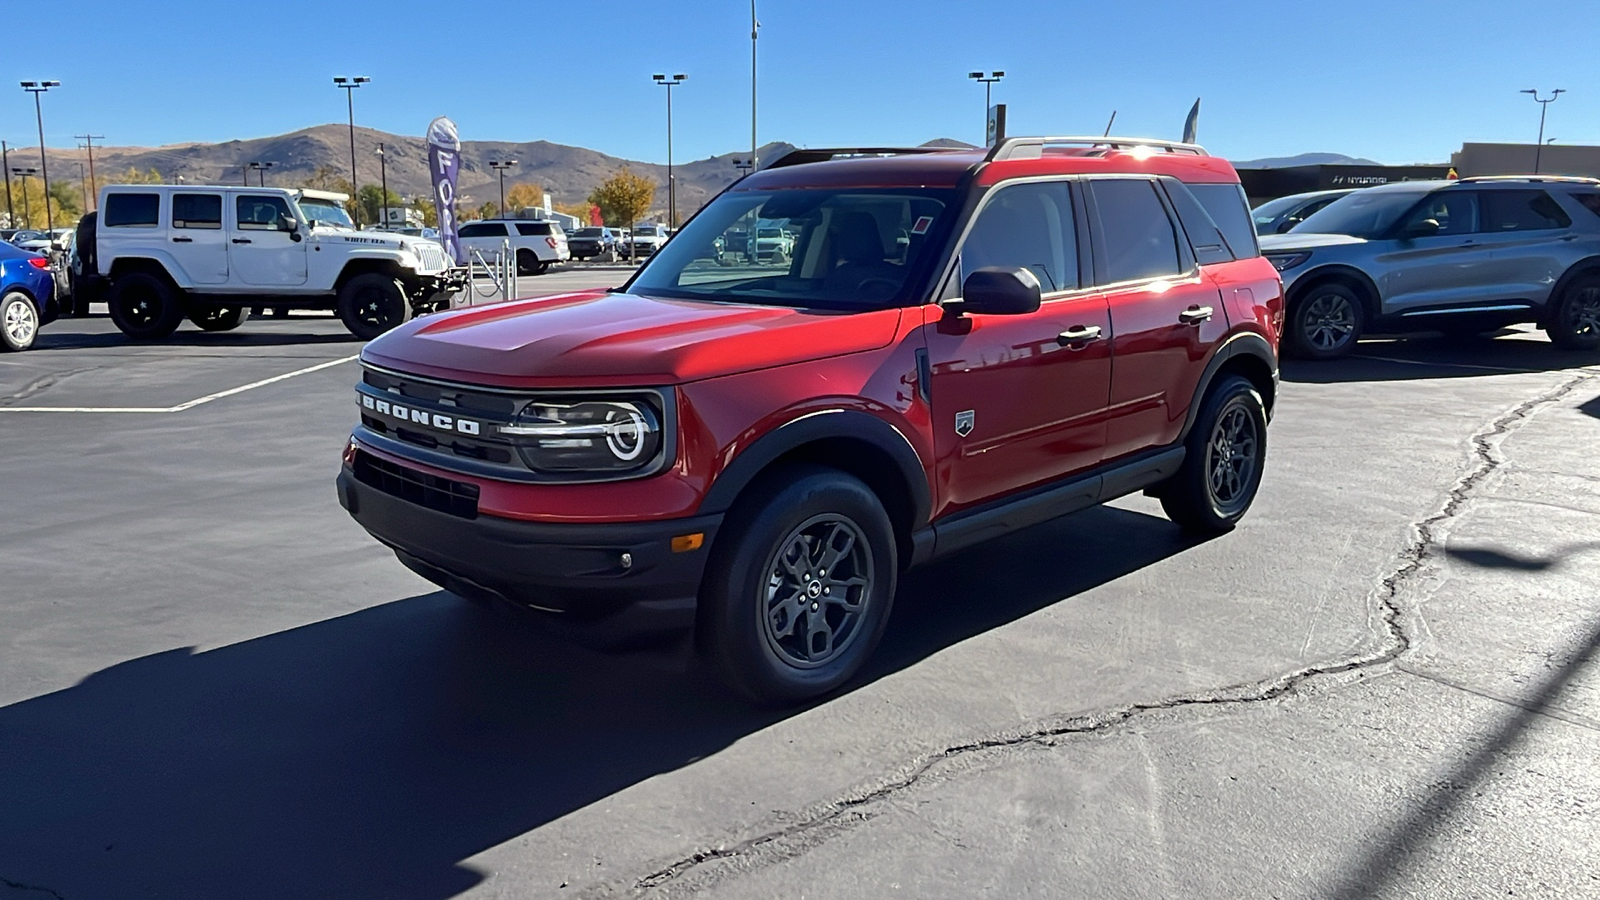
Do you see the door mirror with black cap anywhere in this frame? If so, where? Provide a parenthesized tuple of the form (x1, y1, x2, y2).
(282, 215, 302, 242)
(954, 266, 1042, 316)
(1401, 218, 1441, 238)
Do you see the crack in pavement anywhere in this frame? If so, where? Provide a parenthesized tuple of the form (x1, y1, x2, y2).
(605, 372, 1594, 899)
(0, 875, 66, 900)
(0, 365, 101, 405)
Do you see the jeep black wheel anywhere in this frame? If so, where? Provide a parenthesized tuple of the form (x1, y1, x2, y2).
(1159, 375, 1268, 534)
(699, 465, 897, 704)
(188, 306, 251, 332)
(1287, 283, 1364, 360)
(1546, 276, 1600, 351)
(337, 274, 411, 341)
(107, 272, 185, 341)
(1, 291, 39, 352)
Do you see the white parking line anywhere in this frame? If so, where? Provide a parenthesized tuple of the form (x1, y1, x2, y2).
(0, 354, 359, 414)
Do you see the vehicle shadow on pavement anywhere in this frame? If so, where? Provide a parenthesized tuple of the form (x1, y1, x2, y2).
(0, 507, 1194, 900)
(1579, 392, 1600, 420)
(1282, 332, 1599, 385)
(33, 328, 360, 351)
(1325, 611, 1600, 900)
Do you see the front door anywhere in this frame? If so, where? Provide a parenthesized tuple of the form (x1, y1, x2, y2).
(1086, 178, 1229, 458)
(1375, 190, 1487, 314)
(229, 193, 308, 287)
(924, 180, 1112, 517)
(166, 192, 228, 285)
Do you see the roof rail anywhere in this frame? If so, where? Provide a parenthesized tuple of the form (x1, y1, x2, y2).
(763, 146, 961, 170)
(987, 135, 1208, 162)
(1455, 174, 1600, 185)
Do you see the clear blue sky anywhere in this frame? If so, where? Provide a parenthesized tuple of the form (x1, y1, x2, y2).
(3, 0, 1597, 165)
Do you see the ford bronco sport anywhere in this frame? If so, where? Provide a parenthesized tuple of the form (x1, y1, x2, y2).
(337, 136, 1284, 703)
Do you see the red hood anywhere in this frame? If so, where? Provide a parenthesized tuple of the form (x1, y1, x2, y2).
(360, 290, 904, 387)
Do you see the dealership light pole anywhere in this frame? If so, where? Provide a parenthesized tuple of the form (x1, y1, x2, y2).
(489, 159, 516, 217)
(376, 143, 389, 228)
(1, 141, 13, 228)
(20, 81, 59, 232)
(11, 167, 37, 228)
(248, 161, 275, 186)
(652, 73, 687, 229)
(1521, 88, 1564, 174)
(334, 76, 370, 225)
(968, 71, 1005, 143)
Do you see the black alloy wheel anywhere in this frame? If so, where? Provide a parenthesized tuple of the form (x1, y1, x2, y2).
(760, 515, 875, 669)
(189, 306, 251, 332)
(1289, 284, 1364, 360)
(1547, 277, 1600, 351)
(1158, 375, 1269, 534)
(516, 249, 539, 276)
(107, 272, 185, 340)
(336, 273, 412, 341)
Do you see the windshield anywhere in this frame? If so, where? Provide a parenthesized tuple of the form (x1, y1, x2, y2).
(627, 187, 955, 311)
(1291, 189, 1425, 238)
(298, 198, 354, 229)
(1251, 195, 1310, 225)
(575, 228, 604, 237)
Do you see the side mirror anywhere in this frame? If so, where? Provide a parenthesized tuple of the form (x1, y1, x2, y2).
(956, 266, 1042, 316)
(282, 216, 302, 241)
(1277, 218, 1299, 234)
(1403, 218, 1441, 238)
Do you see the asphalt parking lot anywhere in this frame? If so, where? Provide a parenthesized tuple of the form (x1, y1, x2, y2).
(2, 282, 1598, 898)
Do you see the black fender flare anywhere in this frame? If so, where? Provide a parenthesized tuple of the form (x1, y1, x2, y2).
(697, 408, 932, 528)
(1177, 331, 1279, 443)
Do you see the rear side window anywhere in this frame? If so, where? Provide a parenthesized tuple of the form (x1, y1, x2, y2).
(103, 193, 160, 228)
(172, 193, 222, 230)
(960, 181, 1079, 292)
(1480, 190, 1571, 232)
(459, 222, 508, 238)
(515, 222, 554, 236)
(1189, 183, 1259, 259)
(1573, 192, 1600, 218)
(1160, 178, 1232, 266)
(1090, 179, 1183, 285)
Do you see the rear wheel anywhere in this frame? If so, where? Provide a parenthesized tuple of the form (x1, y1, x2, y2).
(1287, 283, 1364, 360)
(516, 249, 539, 276)
(1545, 276, 1600, 351)
(698, 466, 897, 705)
(337, 274, 411, 341)
(1, 291, 39, 351)
(1159, 375, 1268, 534)
(107, 272, 185, 340)
(188, 306, 250, 332)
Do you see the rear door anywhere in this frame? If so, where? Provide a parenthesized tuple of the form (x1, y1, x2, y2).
(229, 193, 308, 286)
(1086, 177, 1229, 459)
(1376, 191, 1489, 314)
(515, 222, 560, 260)
(1473, 189, 1576, 308)
(458, 221, 510, 260)
(167, 192, 228, 284)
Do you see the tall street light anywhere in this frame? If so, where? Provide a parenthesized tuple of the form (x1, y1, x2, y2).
(333, 76, 371, 225)
(750, 0, 759, 170)
(249, 161, 275, 186)
(11, 167, 37, 228)
(376, 143, 389, 229)
(1521, 88, 1564, 174)
(1, 140, 13, 228)
(489, 160, 517, 218)
(652, 73, 687, 229)
(967, 71, 1005, 143)
(20, 81, 59, 232)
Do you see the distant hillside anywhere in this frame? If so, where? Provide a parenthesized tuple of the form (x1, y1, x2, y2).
(1233, 152, 1381, 169)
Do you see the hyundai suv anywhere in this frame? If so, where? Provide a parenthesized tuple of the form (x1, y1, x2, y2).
(337, 136, 1284, 703)
(1260, 176, 1600, 358)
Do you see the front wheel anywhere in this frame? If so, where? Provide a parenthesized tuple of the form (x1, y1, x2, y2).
(1, 291, 39, 351)
(1158, 375, 1268, 534)
(337, 274, 411, 341)
(1287, 283, 1364, 360)
(698, 466, 897, 705)
(188, 306, 250, 332)
(1546, 276, 1600, 351)
(107, 272, 185, 340)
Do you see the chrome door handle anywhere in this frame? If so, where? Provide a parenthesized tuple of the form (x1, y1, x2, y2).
(171, 236, 193, 243)
(1179, 305, 1214, 325)
(1057, 325, 1103, 346)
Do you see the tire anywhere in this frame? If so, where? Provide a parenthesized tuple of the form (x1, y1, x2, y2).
(336, 274, 411, 341)
(1286, 282, 1364, 360)
(188, 306, 250, 332)
(107, 272, 185, 341)
(698, 465, 898, 704)
(1, 291, 39, 352)
(516, 249, 539, 276)
(535, 261, 551, 276)
(1158, 375, 1269, 535)
(1545, 275, 1600, 351)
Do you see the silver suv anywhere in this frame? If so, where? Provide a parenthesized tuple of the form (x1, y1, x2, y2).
(1259, 176, 1600, 358)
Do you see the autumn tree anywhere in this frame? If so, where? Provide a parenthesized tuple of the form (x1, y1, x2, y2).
(106, 167, 164, 185)
(553, 200, 594, 223)
(475, 200, 499, 221)
(305, 165, 352, 194)
(505, 182, 544, 212)
(588, 167, 655, 256)
(5, 175, 79, 229)
(355, 184, 406, 226)
(413, 197, 438, 228)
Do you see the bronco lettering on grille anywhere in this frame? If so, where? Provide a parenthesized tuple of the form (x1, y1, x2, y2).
(362, 393, 483, 435)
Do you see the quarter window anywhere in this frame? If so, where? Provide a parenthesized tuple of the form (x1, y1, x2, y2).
(515, 222, 555, 236)
(959, 182, 1079, 292)
(1189, 183, 1260, 259)
(1572, 192, 1600, 218)
(1090, 179, 1184, 284)
(235, 195, 293, 231)
(1479, 190, 1571, 232)
(103, 193, 160, 228)
(172, 193, 222, 230)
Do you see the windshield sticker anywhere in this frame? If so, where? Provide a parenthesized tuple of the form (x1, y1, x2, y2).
(911, 216, 934, 235)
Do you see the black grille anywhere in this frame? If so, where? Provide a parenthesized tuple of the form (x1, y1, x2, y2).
(353, 450, 480, 520)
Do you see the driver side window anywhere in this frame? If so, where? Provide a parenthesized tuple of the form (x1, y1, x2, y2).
(959, 182, 1079, 293)
(1398, 192, 1478, 236)
(236, 195, 294, 232)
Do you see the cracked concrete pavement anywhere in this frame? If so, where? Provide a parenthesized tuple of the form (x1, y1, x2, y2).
(1, 317, 1597, 899)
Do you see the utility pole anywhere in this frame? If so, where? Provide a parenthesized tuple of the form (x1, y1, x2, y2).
(333, 76, 370, 225)
(74, 133, 103, 210)
(11, 167, 37, 229)
(1520, 88, 1565, 174)
(77, 162, 88, 211)
(1, 140, 12, 228)
(376, 143, 389, 228)
(750, 0, 759, 171)
(20, 81, 60, 232)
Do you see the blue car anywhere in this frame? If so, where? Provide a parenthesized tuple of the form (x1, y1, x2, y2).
(0, 240, 58, 352)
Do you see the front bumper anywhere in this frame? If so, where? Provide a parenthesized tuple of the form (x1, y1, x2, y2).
(337, 460, 721, 643)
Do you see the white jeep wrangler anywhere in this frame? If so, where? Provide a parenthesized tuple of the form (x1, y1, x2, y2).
(93, 184, 464, 340)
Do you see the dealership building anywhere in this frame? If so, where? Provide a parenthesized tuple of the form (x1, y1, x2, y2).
(1238, 142, 1600, 204)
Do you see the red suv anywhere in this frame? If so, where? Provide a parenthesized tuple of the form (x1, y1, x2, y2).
(337, 136, 1284, 703)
